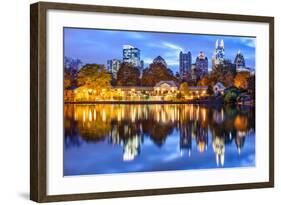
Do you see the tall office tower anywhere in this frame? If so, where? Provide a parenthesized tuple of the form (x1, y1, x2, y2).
(107, 59, 121, 79)
(234, 50, 246, 69)
(195, 51, 208, 77)
(123, 45, 141, 68)
(213, 39, 225, 67)
(179, 51, 192, 79)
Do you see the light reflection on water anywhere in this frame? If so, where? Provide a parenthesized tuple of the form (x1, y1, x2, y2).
(64, 104, 255, 176)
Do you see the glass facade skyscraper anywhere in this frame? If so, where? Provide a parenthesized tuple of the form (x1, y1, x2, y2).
(195, 52, 208, 77)
(234, 50, 246, 68)
(123, 45, 142, 68)
(107, 59, 121, 79)
(214, 39, 225, 65)
(179, 51, 192, 79)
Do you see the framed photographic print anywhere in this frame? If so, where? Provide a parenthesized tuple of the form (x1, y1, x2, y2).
(30, 1, 274, 202)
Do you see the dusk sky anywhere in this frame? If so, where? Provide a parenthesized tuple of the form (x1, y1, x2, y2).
(64, 27, 256, 73)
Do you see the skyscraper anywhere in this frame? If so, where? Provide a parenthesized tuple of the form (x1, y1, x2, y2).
(195, 51, 208, 77)
(212, 39, 225, 69)
(107, 59, 121, 79)
(123, 45, 142, 68)
(179, 51, 192, 79)
(234, 50, 246, 69)
(191, 64, 198, 81)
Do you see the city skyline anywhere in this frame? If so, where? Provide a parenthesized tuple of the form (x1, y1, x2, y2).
(64, 28, 256, 176)
(64, 27, 256, 74)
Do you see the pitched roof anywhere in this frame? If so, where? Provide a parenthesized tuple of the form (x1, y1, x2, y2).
(214, 82, 225, 89)
(154, 81, 178, 88)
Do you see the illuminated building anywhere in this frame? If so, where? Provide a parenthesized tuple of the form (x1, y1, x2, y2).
(179, 51, 192, 79)
(215, 39, 225, 65)
(65, 82, 208, 102)
(123, 45, 143, 70)
(191, 64, 199, 81)
(195, 51, 208, 77)
(213, 82, 225, 96)
(212, 39, 225, 69)
(154, 81, 178, 94)
(234, 50, 245, 68)
(234, 50, 252, 73)
(107, 59, 121, 79)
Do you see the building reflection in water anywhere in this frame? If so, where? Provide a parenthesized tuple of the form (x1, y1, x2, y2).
(64, 104, 255, 168)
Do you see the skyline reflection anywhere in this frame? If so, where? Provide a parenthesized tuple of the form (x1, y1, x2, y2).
(64, 104, 255, 175)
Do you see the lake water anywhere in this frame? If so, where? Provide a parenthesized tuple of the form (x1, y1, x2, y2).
(64, 104, 255, 176)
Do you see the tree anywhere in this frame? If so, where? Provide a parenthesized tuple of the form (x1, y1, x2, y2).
(197, 76, 210, 86)
(141, 62, 177, 86)
(179, 82, 189, 96)
(207, 85, 214, 95)
(209, 64, 236, 87)
(209, 67, 224, 86)
(223, 71, 234, 87)
(63, 56, 82, 88)
(76, 64, 111, 92)
(234, 72, 250, 89)
(116, 63, 140, 86)
(224, 91, 238, 104)
(64, 56, 83, 71)
(64, 70, 72, 89)
(247, 75, 255, 98)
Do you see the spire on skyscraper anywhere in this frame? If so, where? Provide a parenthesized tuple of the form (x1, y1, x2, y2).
(220, 40, 224, 48)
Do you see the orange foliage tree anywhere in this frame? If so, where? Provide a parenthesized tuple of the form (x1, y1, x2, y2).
(141, 62, 177, 86)
(197, 76, 210, 86)
(234, 72, 250, 89)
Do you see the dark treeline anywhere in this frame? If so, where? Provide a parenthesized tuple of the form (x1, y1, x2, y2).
(64, 56, 254, 91)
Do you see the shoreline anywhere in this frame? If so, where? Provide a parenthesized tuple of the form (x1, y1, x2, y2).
(65, 100, 213, 105)
(64, 100, 255, 106)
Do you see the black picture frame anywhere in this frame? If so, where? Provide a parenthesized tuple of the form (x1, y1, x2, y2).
(30, 1, 274, 202)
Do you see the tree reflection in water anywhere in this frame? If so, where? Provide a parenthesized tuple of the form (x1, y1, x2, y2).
(64, 104, 255, 174)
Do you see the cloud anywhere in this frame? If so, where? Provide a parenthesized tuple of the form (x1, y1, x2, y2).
(142, 57, 154, 64)
(143, 41, 183, 67)
(147, 41, 184, 51)
(239, 38, 256, 48)
(128, 32, 146, 39)
(165, 58, 179, 66)
(160, 42, 183, 67)
(161, 42, 184, 51)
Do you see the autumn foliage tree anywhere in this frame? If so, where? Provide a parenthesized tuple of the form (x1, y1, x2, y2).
(197, 76, 210, 86)
(116, 63, 140, 86)
(77, 64, 111, 92)
(209, 64, 236, 87)
(234, 72, 250, 89)
(64, 70, 72, 89)
(179, 82, 190, 96)
(141, 62, 177, 86)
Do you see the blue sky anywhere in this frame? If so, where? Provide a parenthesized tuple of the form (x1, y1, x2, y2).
(64, 27, 256, 73)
